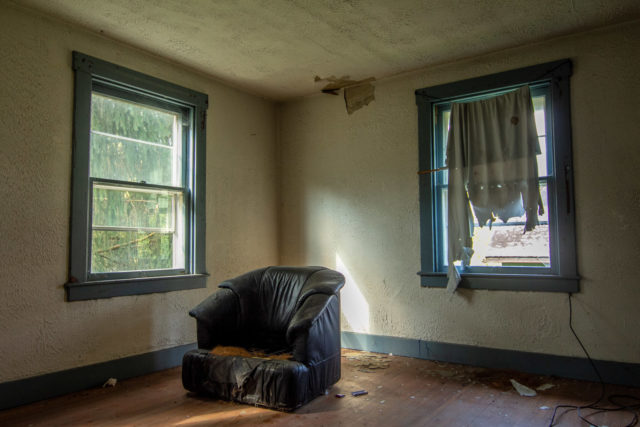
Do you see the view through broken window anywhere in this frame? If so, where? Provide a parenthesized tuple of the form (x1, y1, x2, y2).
(436, 89, 550, 269)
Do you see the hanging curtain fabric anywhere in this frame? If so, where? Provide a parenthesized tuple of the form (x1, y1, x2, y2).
(445, 85, 543, 292)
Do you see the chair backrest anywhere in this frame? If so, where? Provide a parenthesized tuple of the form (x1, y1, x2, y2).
(219, 266, 343, 351)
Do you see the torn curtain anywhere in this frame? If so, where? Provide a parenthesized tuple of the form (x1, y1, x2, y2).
(445, 85, 543, 292)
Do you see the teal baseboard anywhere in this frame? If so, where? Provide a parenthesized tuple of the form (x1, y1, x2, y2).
(0, 343, 196, 411)
(342, 331, 640, 388)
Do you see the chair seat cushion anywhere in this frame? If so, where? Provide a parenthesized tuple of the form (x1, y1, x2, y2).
(182, 349, 310, 411)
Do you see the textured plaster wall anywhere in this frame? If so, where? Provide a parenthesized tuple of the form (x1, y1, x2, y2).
(278, 21, 640, 363)
(0, 5, 278, 383)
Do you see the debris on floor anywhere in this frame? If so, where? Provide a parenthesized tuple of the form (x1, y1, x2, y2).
(335, 394, 345, 398)
(434, 369, 456, 378)
(420, 362, 490, 384)
(510, 379, 537, 397)
(536, 383, 555, 391)
(343, 350, 392, 372)
(402, 357, 556, 394)
(351, 390, 368, 396)
(102, 378, 117, 388)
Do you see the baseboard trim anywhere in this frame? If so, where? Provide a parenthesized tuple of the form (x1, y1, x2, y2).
(341, 331, 640, 388)
(0, 342, 196, 411)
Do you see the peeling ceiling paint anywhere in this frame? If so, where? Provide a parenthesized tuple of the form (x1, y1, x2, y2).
(14, 0, 640, 100)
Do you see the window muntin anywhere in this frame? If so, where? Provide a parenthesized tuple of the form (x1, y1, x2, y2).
(90, 92, 184, 187)
(433, 85, 552, 274)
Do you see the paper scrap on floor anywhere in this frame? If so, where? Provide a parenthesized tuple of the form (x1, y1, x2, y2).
(510, 379, 537, 396)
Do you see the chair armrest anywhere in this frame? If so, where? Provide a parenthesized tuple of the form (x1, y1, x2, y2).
(189, 288, 239, 349)
(296, 269, 345, 310)
(286, 293, 341, 365)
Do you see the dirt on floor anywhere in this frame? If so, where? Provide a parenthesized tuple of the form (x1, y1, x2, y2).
(341, 348, 561, 395)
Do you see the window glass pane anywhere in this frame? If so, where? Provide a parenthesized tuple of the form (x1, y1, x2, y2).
(91, 93, 175, 146)
(91, 183, 185, 273)
(532, 95, 548, 177)
(92, 184, 178, 230)
(91, 230, 176, 273)
(441, 109, 451, 168)
(532, 96, 546, 135)
(439, 185, 449, 268)
(90, 93, 182, 186)
(537, 136, 548, 177)
(90, 133, 175, 185)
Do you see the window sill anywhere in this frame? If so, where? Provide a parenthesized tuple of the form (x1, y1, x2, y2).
(418, 272, 579, 292)
(65, 273, 209, 301)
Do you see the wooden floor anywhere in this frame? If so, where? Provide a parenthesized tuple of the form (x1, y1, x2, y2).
(1, 349, 638, 426)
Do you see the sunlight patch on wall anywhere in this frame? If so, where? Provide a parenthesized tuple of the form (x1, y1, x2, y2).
(336, 253, 370, 333)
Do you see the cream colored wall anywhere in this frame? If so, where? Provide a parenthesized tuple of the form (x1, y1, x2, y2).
(278, 21, 640, 363)
(0, 5, 278, 383)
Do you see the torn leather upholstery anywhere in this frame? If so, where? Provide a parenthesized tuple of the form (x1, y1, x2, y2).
(182, 266, 345, 411)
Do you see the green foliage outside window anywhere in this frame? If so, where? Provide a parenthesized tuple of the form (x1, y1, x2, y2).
(91, 94, 174, 147)
(91, 230, 174, 273)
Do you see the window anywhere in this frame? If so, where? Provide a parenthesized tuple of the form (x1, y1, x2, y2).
(65, 52, 208, 301)
(415, 60, 578, 291)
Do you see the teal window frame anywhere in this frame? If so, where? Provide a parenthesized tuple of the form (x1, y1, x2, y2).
(65, 52, 208, 301)
(415, 60, 579, 292)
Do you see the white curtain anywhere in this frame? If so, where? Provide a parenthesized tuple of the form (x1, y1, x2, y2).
(445, 85, 543, 292)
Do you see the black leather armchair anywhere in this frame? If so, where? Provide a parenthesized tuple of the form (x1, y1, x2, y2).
(182, 266, 345, 411)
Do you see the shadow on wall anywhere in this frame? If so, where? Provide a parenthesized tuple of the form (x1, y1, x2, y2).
(336, 253, 370, 333)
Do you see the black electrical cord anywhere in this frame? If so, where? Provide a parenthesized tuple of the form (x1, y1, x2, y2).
(548, 293, 640, 427)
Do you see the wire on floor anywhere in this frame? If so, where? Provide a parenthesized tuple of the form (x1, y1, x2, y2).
(548, 293, 640, 427)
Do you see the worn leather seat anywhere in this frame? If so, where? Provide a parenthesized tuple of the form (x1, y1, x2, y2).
(182, 266, 345, 411)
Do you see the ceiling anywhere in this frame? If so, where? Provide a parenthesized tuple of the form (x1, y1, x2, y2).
(16, 0, 640, 100)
